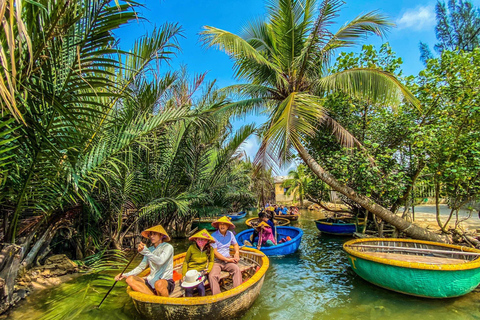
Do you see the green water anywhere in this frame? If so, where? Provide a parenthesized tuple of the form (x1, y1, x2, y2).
(8, 210, 480, 320)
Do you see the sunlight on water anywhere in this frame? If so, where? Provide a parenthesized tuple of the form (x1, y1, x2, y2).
(8, 209, 480, 320)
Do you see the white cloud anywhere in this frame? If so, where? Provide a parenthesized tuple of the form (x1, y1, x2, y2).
(396, 5, 435, 31)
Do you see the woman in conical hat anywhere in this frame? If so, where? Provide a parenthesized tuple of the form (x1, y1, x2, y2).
(253, 221, 276, 249)
(114, 225, 175, 296)
(181, 229, 215, 297)
(208, 216, 242, 295)
(211, 216, 235, 230)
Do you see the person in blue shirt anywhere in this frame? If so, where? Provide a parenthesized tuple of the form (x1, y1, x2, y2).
(280, 205, 288, 215)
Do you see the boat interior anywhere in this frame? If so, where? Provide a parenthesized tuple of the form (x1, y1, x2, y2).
(348, 240, 479, 265)
(169, 251, 261, 298)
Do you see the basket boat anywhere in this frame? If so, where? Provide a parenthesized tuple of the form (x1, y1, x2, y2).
(273, 214, 299, 221)
(245, 217, 290, 228)
(236, 226, 303, 256)
(227, 211, 247, 221)
(343, 238, 480, 298)
(127, 247, 269, 320)
(315, 217, 365, 236)
(191, 217, 218, 231)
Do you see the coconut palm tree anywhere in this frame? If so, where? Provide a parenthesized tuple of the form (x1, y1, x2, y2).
(282, 164, 311, 207)
(201, 0, 446, 242)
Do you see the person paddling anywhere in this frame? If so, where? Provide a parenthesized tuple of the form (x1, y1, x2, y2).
(114, 225, 174, 296)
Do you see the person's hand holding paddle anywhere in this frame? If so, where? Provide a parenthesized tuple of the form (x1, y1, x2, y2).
(114, 273, 127, 281)
(138, 241, 145, 253)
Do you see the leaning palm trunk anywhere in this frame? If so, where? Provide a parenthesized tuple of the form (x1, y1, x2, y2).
(296, 144, 450, 243)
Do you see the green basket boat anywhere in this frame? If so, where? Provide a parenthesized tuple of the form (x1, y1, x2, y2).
(191, 217, 218, 231)
(343, 238, 480, 298)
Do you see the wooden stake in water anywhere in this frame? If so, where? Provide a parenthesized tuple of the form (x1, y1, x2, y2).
(97, 252, 139, 309)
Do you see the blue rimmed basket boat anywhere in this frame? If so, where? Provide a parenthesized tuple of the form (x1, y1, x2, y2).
(315, 216, 365, 236)
(236, 226, 303, 256)
(228, 211, 247, 221)
(343, 238, 480, 298)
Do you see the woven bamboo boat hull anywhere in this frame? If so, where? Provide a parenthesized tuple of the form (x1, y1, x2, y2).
(127, 247, 269, 319)
(245, 217, 290, 227)
(344, 238, 480, 298)
(191, 218, 217, 231)
(228, 211, 247, 221)
(236, 226, 303, 256)
(273, 214, 298, 221)
(315, 218, 365, 235)
(131, 276, 264, 320)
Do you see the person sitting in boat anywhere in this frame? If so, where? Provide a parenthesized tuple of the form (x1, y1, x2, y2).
(181, 229, 215, 297)
(252, 221, 277, 249)
(249, 212, 275, 246)
(280, 205, 288, 215)
(290, 206, 299, 215)
(115, 225, 174, 296)
(274, 205, 280, 215)
(209, 216, 242, 295)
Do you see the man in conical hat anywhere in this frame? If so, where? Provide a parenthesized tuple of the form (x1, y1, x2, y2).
(208, 216, 242, 295)
(114, 225, 175, 296)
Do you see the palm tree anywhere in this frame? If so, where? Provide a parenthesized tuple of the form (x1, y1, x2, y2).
(201, 0, 446, 242)
(282, 164, 311, 207)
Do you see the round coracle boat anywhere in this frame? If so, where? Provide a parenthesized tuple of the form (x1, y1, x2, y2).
(191, 217, 218, 231)
(315, 216, 365, 236)
(127, 247, 269, 320)
(245, 217, 290, 227)
(227, 211, 247, 221)
(236, 226, 303, 256)
(343, 238, 480, 298)
(273, 214, 299, 221)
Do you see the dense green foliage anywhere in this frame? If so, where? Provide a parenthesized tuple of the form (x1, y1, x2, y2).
(0, 0, 257, 261)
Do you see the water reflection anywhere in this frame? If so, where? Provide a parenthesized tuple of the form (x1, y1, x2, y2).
(8, 209, 480, 320)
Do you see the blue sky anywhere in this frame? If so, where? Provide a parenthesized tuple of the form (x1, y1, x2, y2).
(116, 0, 480, 173)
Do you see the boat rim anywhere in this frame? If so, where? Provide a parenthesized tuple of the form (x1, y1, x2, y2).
(237, 226, 303, 250)
(127, 246, 269, 305)
(245, 217, 290, 227)
(343, 238, 480, 271)
(315, 218, 365, 226)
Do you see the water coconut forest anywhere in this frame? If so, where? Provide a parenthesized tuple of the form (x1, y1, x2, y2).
(1, 0, 480, 319)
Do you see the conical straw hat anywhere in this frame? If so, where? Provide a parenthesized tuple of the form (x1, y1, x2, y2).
(211, 216, 235, 229)
(141, 225, 170, 241)
(256, 221, 270, 229)
(189, 229, 216, 243)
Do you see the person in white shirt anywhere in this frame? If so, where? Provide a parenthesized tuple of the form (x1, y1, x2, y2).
(115, 225, 174, 296)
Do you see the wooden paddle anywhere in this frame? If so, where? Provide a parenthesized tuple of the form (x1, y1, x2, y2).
(98, 239, 150, 309)
(97, 251, 139, 309)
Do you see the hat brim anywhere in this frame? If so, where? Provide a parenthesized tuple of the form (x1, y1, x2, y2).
(180, 276, 205, 288)
(189, 236, 215, 243)
(141, 231, 171, 242)
(211, 221, 235, 229)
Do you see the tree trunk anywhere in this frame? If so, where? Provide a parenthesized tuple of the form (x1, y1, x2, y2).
(0, 244, 22, 314)
(296, 143, 450, 243)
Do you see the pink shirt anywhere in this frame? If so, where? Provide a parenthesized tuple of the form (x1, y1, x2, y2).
(259, 226, 276, 245)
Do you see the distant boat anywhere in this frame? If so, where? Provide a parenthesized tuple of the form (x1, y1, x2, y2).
(191, 217, 217, 231)
(236, 226, 303, 256)
(127, 247, 269, 320)
(273, 213, 299, 221)
(343, 238, 480, 298)
(228, 211, 247, 221)
(245, 217, 290, 227)
(315, 216, 365, 236)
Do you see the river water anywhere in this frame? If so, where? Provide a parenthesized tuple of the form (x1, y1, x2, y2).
(8, 209, 480, 320)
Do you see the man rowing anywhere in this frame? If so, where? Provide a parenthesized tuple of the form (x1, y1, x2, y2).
(114, 225, 175, 296)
